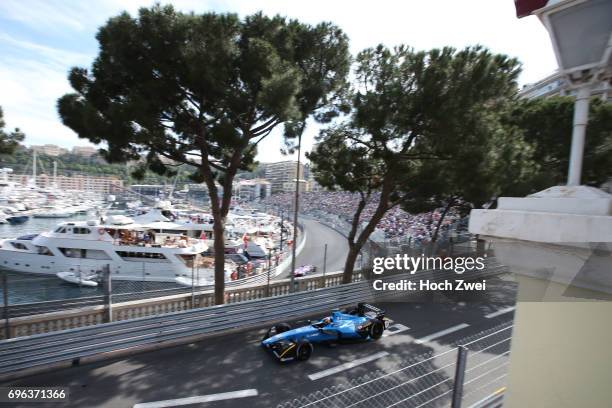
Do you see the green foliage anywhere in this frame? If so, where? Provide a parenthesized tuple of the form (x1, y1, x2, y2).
(399, 106, 540, 216)
(0, 146, 194, 186)
(309, 45, 521, 276)
(0, 107, 25, 155)
(58, 5, 350, 186)
(310, 44, 521, 203)
(57, 5, 350, 303)
(503, 96, 612, 188)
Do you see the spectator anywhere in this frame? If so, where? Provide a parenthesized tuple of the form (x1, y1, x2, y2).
(261, 191, 462, 246)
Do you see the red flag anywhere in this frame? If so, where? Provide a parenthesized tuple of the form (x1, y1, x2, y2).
(514, 0, 549, 18)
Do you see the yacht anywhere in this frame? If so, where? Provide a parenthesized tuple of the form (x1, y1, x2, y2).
(33, 205, 75, 218)
(0, 217, 211, 283)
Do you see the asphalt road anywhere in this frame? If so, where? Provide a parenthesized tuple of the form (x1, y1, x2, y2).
(2, 275, 518, 408)
(278, 218, 349, 279)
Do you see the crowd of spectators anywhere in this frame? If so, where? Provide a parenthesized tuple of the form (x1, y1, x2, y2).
(260, 191, 462, 244)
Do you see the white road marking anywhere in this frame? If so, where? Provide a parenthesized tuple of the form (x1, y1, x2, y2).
(308, 351, 389, 381)
(383, 323, 410, 337)
(414, 323, 470, 344)
(485, 306, 516, 319)
(133, 389, 259, 408)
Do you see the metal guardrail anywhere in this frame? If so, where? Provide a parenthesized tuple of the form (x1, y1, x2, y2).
(0, 261, 507, 378)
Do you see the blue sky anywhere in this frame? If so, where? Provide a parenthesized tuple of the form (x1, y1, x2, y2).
(0, 0, 558, 163)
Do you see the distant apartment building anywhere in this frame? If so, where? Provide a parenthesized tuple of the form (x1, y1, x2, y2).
(303, 163, 311, 180)
(305, 146, 326, 192)
(72, 146, 98, 157)
(233, 178, 271, 201)
(307, 173, 323, 193)
(183, 183, 220, 204)
(282, 179, 309, 194)
(10, 174, 123, 194)
(263, 161, 305, 194)
(30, 144, 69, 157)
(130, 184, 170, 197)
(519, 72, 612, 101)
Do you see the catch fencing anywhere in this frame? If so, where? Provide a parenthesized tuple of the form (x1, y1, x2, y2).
(0, 221, 307, 318)
(1, 268, 360, 340)
(277, 322, 513, 408)
(0, 260, 507, 380)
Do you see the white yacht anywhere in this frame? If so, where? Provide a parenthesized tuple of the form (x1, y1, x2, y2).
(0, 217, 211, 283)
(33, 205, 75, 218)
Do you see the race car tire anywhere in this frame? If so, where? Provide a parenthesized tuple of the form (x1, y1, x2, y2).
(295, 340, 313, 361)
(369, 320, 384, 340)
(262, 323, 292, 340)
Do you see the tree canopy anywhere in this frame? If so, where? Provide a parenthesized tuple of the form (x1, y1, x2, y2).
(0, 107, 25, 155)
(309, 45, 521, 281)
(396, 103, 539, 237)
(388, 96, 612, 243)
(503, 96, 612, 190)
(58, 5, 350, 303)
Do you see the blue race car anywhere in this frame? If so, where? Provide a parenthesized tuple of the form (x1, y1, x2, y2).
(261, 303, 389, 362)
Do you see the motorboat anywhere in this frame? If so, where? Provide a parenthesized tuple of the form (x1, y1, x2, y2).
(174, 263, 234, 287)
(7, 215, 29, 225)
(57, 271, 99, 287)
(0, 205, 285, 283)
(0, 218, 210, 283)
(33, 206, 75, 218)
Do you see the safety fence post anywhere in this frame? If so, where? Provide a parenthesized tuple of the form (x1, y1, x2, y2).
(266, 249, 272, 297)
(103, 265, 113, 323)
(451, 345, 469, 408)
(2, 272, 10, 339)
(323, 243, 328, 278)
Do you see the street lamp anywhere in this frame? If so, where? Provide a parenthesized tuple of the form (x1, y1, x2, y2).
(290, 133, 303, 292)
(531, 0, 612, 186)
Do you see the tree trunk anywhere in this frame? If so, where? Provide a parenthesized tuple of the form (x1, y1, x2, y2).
(341, 181, 392, 284)
(342, 195, 368, 284)
(431, 197, 454, 244)
(342, 244, 360, 284)
(211, 211, 226, 305)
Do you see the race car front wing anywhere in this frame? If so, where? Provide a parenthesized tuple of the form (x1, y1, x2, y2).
(263, 340, 297, 362)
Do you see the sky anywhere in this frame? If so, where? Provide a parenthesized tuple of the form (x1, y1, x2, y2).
(0, 0, 559, 163)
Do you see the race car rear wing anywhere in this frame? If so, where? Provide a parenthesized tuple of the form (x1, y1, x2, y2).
(357, 303, 385, 319)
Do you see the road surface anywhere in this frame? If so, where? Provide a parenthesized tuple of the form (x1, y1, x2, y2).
(2, 275, 518, 408)
(278, 217, 349, 278)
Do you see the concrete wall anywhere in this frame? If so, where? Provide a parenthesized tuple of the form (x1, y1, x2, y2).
(505, 278, 612, 408)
